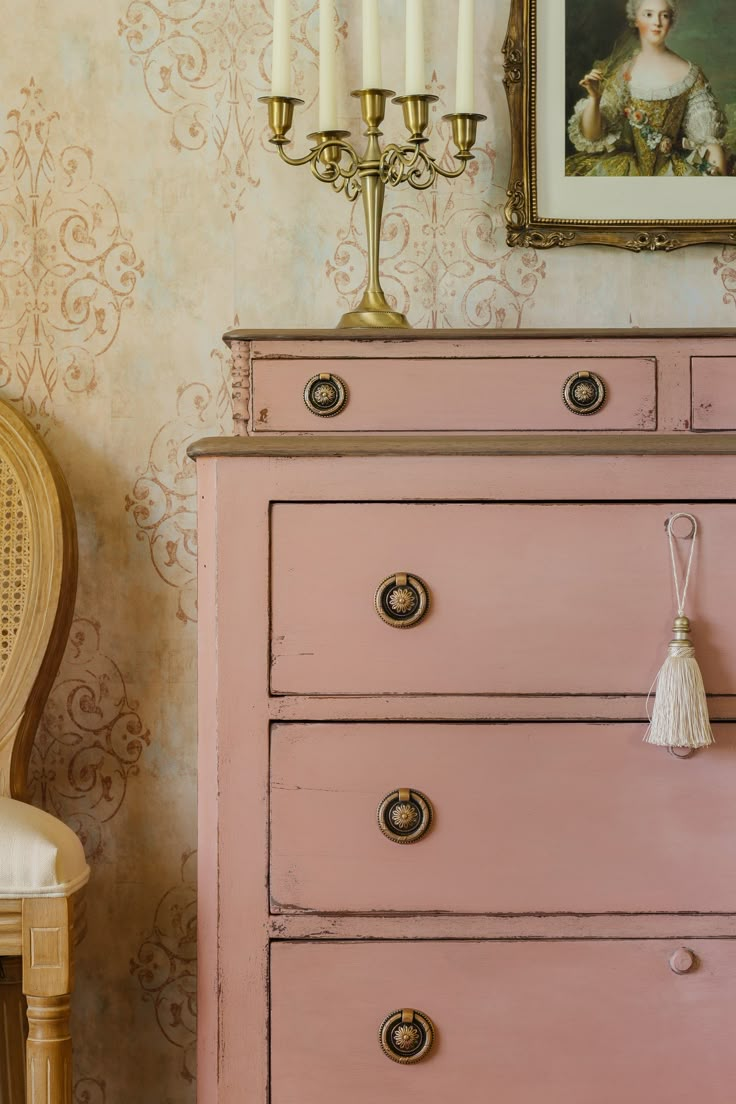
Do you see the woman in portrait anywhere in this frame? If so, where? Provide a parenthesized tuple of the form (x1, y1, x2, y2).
(567, 0, 728, 176)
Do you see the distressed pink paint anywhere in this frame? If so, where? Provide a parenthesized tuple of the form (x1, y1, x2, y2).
(270, 501, 736, 696)
(237, 331, 736, 434)
(252, 356, 656, 432)
(195, 332, 736, 1104)
(270, 722, 736, 914)
(692, 356, 736, 429)
(271, 941, 736, 1103)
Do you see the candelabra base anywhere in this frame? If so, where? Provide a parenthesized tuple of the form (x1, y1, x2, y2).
(337, 290, 411, 330)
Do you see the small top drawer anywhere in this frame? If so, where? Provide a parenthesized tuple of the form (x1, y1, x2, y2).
(692, 357, 736, 429)
(251, 357, 657, 432)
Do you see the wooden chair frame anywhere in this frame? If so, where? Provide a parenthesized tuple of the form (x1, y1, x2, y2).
(0, 399, 79, 1104)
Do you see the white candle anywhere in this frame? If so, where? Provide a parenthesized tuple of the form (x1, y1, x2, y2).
(362, 0, 383, 89)
(455, 0, 475, 113)
(319, 0, 338, 130)
(405, 0, 425, 96)
(271, 0, 291, 97)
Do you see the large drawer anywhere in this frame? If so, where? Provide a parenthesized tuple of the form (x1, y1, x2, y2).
(270, 722, 736, 914)
(252, 356, 657, 432)
(270, 502, 736, 696)
(271, 940, 736, 1103)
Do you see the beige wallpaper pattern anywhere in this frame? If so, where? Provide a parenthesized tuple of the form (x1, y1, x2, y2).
(0, 1, 734, 1100)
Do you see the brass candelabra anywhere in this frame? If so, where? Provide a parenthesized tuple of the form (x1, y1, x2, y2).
(258, 89, 486, 329)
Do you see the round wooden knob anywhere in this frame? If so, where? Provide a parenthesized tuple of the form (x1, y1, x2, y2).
(375, 573, 429, 628)
(669, 947, 697, 974)
(303, 372, 348, 417)
(377, 789, 433, 844)
(379, 1009, 435, 1064)
(562, 370, 606, 415)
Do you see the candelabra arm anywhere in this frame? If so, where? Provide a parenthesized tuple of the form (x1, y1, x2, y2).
(429, 156, 468, 180)
(276, 144, 324, 168)
(280, 137, 361, 182)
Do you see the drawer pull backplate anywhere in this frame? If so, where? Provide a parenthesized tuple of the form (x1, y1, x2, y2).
(377, 788, 433, 844)
(375, 573, 429, 628)
(379, 1008, 435, 1064)
(563, 370, 606, 415)
(303, 372, 348, 417)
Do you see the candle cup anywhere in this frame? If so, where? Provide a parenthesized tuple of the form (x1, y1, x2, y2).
(351, 89, 396, 132)
(442, 111, 487, 160)
(307, 130, 351, 166)
(393, 94, 438, 144)
(258, 95, 305, 143)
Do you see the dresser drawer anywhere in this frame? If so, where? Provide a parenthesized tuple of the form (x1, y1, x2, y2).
(271, 940, 736, 1103)
(270, 722, 736, 914)
(692, 357, 736, 429)
(252, 357, 656, 432)
(270, 502, 736, 696)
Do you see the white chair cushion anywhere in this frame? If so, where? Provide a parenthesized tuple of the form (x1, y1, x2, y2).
(0, 797, 89, 898)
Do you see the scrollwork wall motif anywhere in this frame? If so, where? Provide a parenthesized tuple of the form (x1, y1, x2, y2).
(713, 245, 736, 307)
(29, 617, 151, 862)
(125, 350, 231, 622)
(327, 83, 546, 328)
(118, 0, 327, 220)
(0, 80, 143, 428)
(130, 849, 197, 1084)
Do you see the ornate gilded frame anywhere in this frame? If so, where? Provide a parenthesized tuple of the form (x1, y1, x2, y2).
(503, 0, 736, 251)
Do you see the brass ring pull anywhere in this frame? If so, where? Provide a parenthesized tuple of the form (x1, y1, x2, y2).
(375, 573, 429, 628)
(377, 789, 433, 844)
(303, 372, 348, 417)
(379, 1008, 435, 1064)
(562, 370, 606, 415)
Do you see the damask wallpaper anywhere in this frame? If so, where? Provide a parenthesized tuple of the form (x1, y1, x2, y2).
(1, 2, 734, 1101)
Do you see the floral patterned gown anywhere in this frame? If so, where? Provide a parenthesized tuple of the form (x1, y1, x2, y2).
(566, 58, 727, 176)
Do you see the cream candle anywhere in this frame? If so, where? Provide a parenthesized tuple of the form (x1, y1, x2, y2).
(271, 0, 291, 97)
(362, 0, 383, 89)
(405, 0, 425, 96)
(455, 0, 475, 113)
(319, 0, 338, 130)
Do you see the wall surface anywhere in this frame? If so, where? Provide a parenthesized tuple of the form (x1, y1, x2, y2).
(0, 1, 734, 1102)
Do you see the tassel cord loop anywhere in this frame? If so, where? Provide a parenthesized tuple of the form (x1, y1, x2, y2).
(667, 511, 697, 617)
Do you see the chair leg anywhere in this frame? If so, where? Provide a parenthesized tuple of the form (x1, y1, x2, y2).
(24, 996, 71, 1104)
(0, 957, 27, 1104)
(21, 899, 73, 1104)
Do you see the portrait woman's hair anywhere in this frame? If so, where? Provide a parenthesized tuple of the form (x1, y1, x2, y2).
(625, 0, 679, 27)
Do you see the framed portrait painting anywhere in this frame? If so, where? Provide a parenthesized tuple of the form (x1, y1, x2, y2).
(504, 0, 736, 250)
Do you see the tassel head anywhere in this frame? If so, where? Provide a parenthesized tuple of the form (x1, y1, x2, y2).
(645, 615, 715, 749)
(670, 615, 692, 646)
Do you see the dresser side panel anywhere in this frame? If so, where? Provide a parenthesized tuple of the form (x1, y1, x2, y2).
(197, 459, 220, 1102)
(209, 459, 273, 1102)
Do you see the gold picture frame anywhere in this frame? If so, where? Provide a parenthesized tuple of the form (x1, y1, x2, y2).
(503, 0, 736, 251)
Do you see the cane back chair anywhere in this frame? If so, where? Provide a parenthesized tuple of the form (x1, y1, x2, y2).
(0, 397, 87, 1104)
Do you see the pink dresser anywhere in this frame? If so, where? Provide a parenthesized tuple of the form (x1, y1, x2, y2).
(192, 331, 736, 1103)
